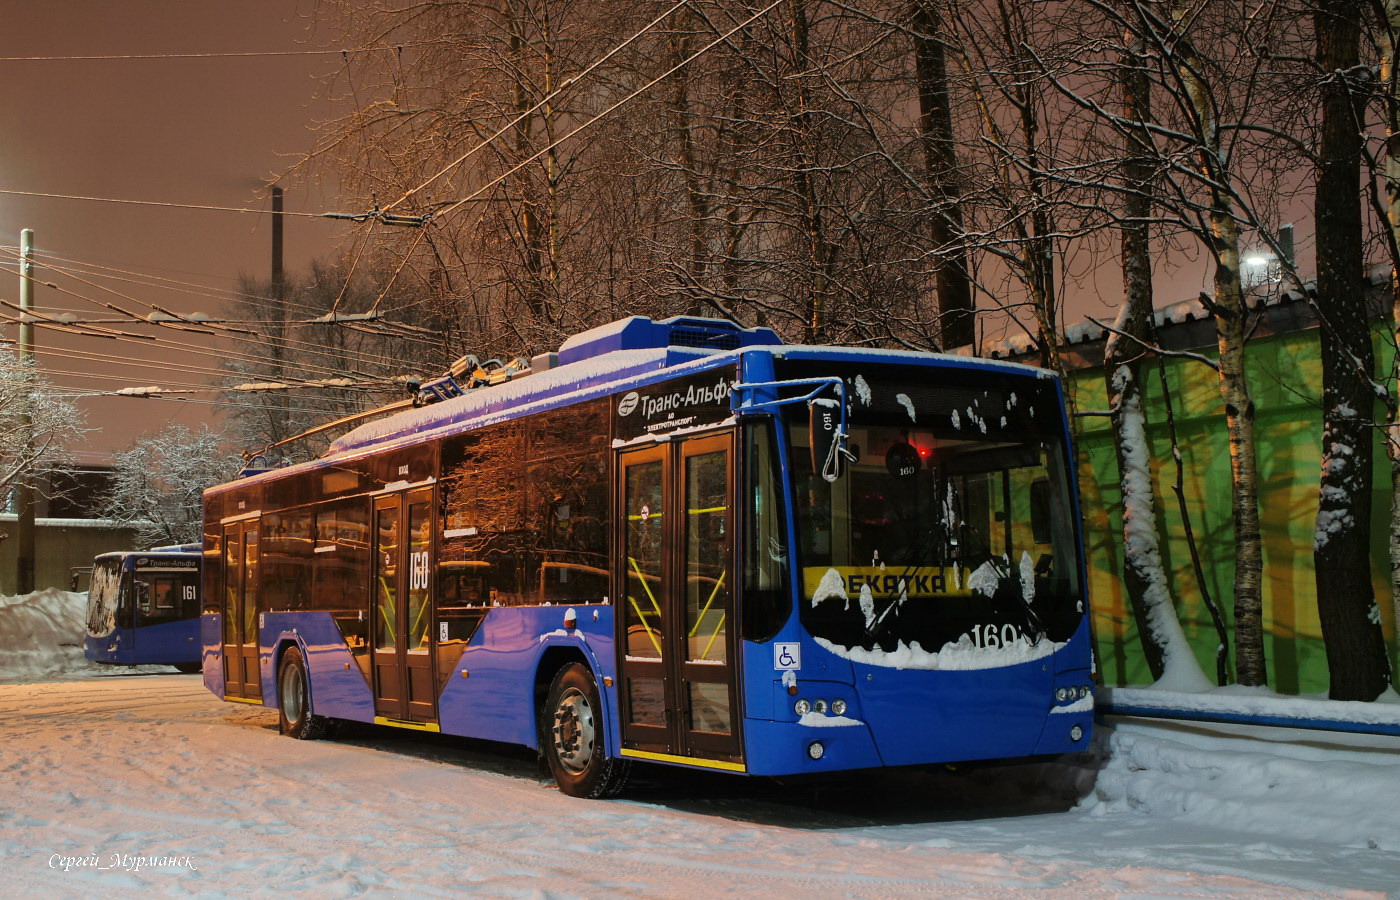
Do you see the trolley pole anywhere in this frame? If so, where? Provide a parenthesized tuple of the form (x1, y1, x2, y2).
(15, 228, 36, 594)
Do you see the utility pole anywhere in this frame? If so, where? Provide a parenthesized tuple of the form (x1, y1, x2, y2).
(16, 229, 35, 594)
(270, 186, 289, 455)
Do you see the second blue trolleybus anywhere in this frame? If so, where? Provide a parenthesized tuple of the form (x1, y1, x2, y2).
(86, 546, 203, 672)
(201, 316, 1093, 797)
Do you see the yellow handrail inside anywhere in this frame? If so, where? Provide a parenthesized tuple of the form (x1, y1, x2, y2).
(699, 611, 726, 660)
(687, 570, 726, 638)
(626, 594, 663, 656)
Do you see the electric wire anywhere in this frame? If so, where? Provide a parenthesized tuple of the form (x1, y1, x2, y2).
(4, 246, 450, 363)
(0, 46, 427, 62)
(6, 342, 392, 402)
(0, 306, 408, 389)
(1, 259, 418, 381)
(50, 388, 389, 419)
(0, 187, 335, 219)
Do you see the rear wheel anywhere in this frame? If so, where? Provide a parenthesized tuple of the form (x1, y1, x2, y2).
(173, 662, 202, 674)
(543, 663, 629, 798)
(278, 646, 329, 740)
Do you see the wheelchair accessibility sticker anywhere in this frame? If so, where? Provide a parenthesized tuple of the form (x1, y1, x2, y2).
(773, 642, 801, 671)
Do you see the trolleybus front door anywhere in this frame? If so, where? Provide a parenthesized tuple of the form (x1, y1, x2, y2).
(618, 433, 741, 767)
(372, 488, 437, 724)
(221, 519, 262, 700)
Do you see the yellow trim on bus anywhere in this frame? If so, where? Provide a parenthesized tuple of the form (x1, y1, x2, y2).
(224, 695, 263, 705)
(619, 748, 746, 772)
(373, 716, 442, 733)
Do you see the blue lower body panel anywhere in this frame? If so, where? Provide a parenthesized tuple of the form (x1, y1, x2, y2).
(85, 619, 200, 667)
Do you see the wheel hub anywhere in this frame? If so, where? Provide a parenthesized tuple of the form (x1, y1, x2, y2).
(280, 664, 303, 724)
(553, 687, 594, 774)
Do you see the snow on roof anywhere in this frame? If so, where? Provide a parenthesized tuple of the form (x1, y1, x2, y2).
(977, 281, 1320, 361)
(328, 348, 679, 455)
(776, 344, 1055, 378)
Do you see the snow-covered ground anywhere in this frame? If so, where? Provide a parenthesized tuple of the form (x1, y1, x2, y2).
(1, 591, 1398, 897)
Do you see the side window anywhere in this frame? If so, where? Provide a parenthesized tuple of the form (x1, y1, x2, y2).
(118, 573, 137, 630)
(528, 451, 609, 605)
(439, 421, 527, 615)
(742, 422, 790, 642)
(262, 508, 313, 611)
(313, 499, 372, 655)
(525, 399, 610, 606)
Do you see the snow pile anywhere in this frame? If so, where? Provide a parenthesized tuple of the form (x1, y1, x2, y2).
(1108, 684, 1400, 729)
(0, 590, 90, 681)
(1087, 716, 1400, 854)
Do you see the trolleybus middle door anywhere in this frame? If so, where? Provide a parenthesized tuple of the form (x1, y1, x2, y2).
(372, 487, 437, 724)
(221, 519, 263, 700)
(618, 433, 742, 766)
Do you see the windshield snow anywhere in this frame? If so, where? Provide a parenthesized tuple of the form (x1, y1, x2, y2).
(782, 362, 1083, 667)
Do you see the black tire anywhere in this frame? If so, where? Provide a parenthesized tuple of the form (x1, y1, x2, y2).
(172, 662, 202, 674)
(278, 646, 329, 740)
(542, 663, 630, 798)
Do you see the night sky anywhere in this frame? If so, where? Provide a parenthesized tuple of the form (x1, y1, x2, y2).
(0, 1, 347, 463)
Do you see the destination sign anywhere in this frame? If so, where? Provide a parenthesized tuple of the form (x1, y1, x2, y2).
(134, 557, 199, 571)
(612, 367, 737, 442)
(802, 566, 972, 600)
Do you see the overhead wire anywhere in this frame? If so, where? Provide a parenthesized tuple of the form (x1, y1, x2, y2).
(1, 250, 421, 379)
(0, 301, 404, 388)
(48, 387, 389, 419)
(0, 6, 784, 381)
(3, 245, 451, 356)
(5, 341, 393, 403)
(0, 187, 336, 219)
(0, 45, 436, 62)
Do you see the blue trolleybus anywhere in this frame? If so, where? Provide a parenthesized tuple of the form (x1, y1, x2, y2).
(86, 546, 203, 672)
(201, 316, 1093, 797)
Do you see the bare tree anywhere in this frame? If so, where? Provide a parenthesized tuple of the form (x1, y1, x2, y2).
(1103, 38, 1212, 689)
(911, 0, 976, 349)
(1374, 0, 1400, 687)
(101, 425, 242, 547)
(1311, 0, 1390, 700)
(0, 350, 85, 497)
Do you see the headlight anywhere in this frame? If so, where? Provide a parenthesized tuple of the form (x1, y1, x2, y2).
(831, 698, 847, 716)
(1078, 685, 1091, 700)
(813, 699, 828, 715)
(794, 699, 811, 716)
(1055, 687, 1072, 703)
(807, 741, 825, 760)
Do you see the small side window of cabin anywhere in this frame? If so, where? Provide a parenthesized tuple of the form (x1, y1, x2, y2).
(136, 576, 182, 620)
(1029, 477, 1053, 545)
(742, 421, 791, 642)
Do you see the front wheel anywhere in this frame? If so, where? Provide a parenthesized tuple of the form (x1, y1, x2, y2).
(278, 646, 330, 740)
(543, 663, 629, 798)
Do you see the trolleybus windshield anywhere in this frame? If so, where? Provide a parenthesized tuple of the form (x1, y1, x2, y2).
(86, 558, 123, 639)
(783, 361, 1082, 666)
